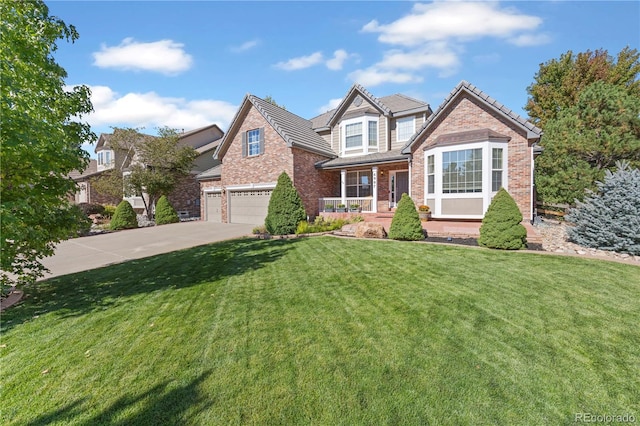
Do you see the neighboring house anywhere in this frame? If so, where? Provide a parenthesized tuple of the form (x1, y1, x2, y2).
(204, 80, 542, 225)
(70, 124, 224, 218)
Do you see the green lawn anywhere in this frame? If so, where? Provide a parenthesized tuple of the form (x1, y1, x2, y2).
(1, 237, 638, 425)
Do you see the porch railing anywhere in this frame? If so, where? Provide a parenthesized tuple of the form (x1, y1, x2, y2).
(319, 197, 374, 212)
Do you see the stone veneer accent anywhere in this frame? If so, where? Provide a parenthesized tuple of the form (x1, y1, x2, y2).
(409, 94, 533, 219)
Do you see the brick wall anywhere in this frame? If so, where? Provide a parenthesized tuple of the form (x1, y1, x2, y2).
(292, 148, 337, 218)
(409, 93, 533, 218)
(168, 174, 201, 218)
(220, 106, 294, 222)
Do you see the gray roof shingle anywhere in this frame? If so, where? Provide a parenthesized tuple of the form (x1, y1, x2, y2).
(316, 148, 409, 169)
(401, 80, 542, 154)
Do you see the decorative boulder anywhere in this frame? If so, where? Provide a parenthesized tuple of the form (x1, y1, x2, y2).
(355, 222, 387, 239)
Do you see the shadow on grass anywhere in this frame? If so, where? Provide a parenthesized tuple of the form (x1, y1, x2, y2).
(2, 237, 299, 333)
(25, 370, 213, 425)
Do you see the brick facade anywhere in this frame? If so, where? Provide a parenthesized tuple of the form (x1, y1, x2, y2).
(168, 174, 201, 218)
(409, 94, 533, 218)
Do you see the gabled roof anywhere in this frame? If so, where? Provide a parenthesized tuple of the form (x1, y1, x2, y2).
(310, 84, 430, 130)
(214, 94, 336, 160)
(316, 148, 409, 170)
(401, 80, 542, 154)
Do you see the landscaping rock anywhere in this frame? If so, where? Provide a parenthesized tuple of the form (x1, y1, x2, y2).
(355, 222, 387, 239)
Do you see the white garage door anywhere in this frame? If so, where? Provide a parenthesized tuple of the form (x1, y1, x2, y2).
(205, 192, 222, 223)
(229, 189, 272, 224)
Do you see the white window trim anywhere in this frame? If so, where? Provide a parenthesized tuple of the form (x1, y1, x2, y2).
(340, 115, 379, 157)
(396, 116, 415, 143)
(424, 141, 508, 219)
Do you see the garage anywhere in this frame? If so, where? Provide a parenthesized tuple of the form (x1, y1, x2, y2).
(205, 192, 222, 222)
(229, 189, 272, 224)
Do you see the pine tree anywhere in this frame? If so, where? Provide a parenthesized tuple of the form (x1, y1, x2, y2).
(566, 161, 640, 255)
(155, 195, 180, 225)
(478, 188, 527, 250)
(264, 172, 306, 235)
(388, 194, 424, 241)
(110, 200, 139, 230)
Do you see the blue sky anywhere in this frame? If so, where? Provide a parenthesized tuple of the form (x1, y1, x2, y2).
(46, 1, 639, 155)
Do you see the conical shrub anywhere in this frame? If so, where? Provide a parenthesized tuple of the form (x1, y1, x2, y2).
(265, 172, 306, 235)
(155, 195, 180, 225)
(110, 200, 138, 230)
(478, 188, 527, 249)
(388, 193, 424, 241)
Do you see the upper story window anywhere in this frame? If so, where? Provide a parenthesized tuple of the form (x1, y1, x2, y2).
(341, 116, 378, 156)
(396, 116, 415, 142)
(97, 149, 114, 169)
(242, 128, 264, 157)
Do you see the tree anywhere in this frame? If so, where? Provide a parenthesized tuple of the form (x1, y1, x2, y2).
(155, 195, 180, 225)
(1, 1, 95, 286)
(110, 201, 138, 230)
(478, 188, 527, 250)
(525, 47, 640, 128)
(264, 172, 306, 235)
(104, 127, 197, 218)
(388, 194, 424, 241)
(535, 81, 640, 204)
(264, 95, 286, 110)
(566, 161, 640, 255)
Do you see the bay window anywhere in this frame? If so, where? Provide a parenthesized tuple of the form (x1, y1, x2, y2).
(341, 116, 378, 155)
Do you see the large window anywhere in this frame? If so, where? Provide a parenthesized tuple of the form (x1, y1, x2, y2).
(396, 116, 415, 142)
(342, 116, 378, 154)
(442, 148, 482, 193)
(346, 171, 372, 197)
(247, 129, 261, 156)
(427, 155, 435, 194)
(492, 148, 503, 192)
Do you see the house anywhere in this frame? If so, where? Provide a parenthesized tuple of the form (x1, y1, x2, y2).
(199, 81, 542, 225)
(71, 124, 224, 218)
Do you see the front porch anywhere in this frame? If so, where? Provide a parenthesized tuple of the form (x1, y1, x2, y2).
(319, 211, 542, 242)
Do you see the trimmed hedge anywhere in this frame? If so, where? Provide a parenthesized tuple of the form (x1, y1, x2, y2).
(478, 188, 527, 250)
(265, 172, 306, 235)
(110, 200, 138, 230)
(388, 193, 424, 241)
(155, 195, 180, 225)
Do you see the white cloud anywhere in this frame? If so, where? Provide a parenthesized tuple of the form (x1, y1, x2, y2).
(348, 68, 423, 87)
(230, 39, 260, 53)
(362, 2, 544, 46)
(509, 33, 552, 46)
(274, 52, 324, 71)
(92, 38, 193, 75)
(326, 50, 350, 71)
(85, 85, 237, 132)
(377, 44, 460, 72)
(317, 98, 343, 114)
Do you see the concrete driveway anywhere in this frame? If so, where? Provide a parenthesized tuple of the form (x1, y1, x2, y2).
(41, 221, 254, 279)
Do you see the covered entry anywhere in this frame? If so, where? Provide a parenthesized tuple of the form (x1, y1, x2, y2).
(229, 189, 272, 224)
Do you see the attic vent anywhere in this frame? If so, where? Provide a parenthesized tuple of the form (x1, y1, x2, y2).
(353, 95, 363, 107)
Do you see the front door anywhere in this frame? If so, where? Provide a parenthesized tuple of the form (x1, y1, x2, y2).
(390, 171, 409, 207)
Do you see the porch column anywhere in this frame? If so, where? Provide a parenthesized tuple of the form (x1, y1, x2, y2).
(372, 166, 378, 213)
(340, 169, 347, 206)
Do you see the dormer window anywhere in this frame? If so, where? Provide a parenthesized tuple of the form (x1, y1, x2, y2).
(96, 149, 114, 171)
(341, 116, 378, 156)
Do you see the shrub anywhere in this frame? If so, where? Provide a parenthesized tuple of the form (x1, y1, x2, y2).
(155, 195, 180, 225)
(566, 161, 640, 255)
(252, 225, 267, 235)
(110, 200, 138, 230)
(388, 194, 424, 241)
(78, 203, 105, 216)
(70, 204, 92, 237)
(102, 204, 117, 219)
(265, 172, 306, 235)
(478, 188, 527, 249)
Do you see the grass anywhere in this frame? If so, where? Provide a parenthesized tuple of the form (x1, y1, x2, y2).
(1, 236, 639, 425)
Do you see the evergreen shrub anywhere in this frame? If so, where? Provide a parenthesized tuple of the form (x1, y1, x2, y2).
(110, 200, 138, 230)
(566, 161, 640, 255)
(478, 188, 527, 249)
(265, 172, 306, 235)
(155, 195, 180, 225)
(388, 193, 424, 241)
